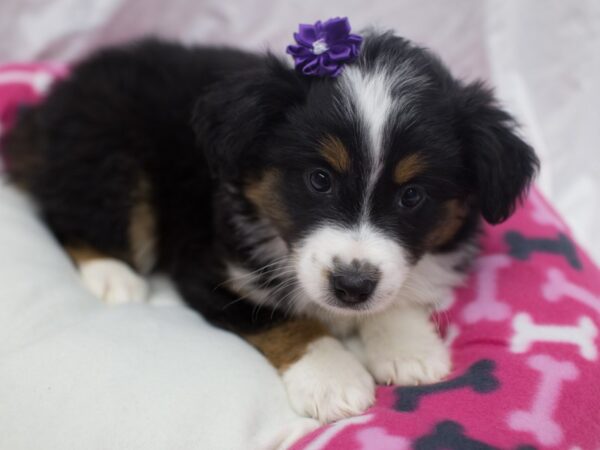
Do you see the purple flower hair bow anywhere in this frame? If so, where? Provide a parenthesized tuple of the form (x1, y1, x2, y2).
(286, 17, 363, 77)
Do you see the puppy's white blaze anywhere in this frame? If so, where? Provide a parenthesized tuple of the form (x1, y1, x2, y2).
(339, 62, 431, 221)
(295, 223, 409, 313)
(340, 66, 393, 162)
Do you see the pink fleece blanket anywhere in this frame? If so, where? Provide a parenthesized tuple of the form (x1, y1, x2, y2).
(1, 64, 599, 450)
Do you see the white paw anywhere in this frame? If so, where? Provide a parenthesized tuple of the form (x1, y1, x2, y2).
(282, 337, 375, 423)
(79, 258, 148, 304)
(365, 334, 451, 385)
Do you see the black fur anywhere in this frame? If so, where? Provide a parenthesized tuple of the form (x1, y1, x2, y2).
(3, 33, 538, 332)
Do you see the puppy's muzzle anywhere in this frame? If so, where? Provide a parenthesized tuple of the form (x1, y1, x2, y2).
(329, 259, 380, 305)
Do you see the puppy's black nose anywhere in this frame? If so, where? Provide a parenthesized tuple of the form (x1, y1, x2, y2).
(330, 270, 378, 304)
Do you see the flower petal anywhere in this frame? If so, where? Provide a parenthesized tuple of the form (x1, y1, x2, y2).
(323, 17, 351, 44)
(327, 45, 352, 61)
(346, 34, 363, 45)
(287, 17, 363, 77)
(301, 57, 321, 76)
(295, 24, 318, 46)
(286, 45, 311, 57)
(319, 53, 342, 76)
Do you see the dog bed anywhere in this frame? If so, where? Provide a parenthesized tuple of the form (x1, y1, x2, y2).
(1, 64, 599, 450)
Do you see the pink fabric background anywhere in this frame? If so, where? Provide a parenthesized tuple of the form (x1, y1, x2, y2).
(1, 64, 599, 450)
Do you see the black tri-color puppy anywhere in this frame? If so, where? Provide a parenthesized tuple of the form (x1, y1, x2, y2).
(4, 29, 537, 422)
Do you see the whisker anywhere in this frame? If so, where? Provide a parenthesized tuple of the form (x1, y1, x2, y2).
(214, 257, 291, 290)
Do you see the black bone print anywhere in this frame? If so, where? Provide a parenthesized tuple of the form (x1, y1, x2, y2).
(414, 421, 538, 450)
(395, 359, 499, 412)
(414, 421, 499, 450)
(505, 231, 581, 270)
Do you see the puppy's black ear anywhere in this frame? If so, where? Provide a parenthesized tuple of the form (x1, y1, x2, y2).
(456, 82, 539, 224)
(192, 56, 308, 179)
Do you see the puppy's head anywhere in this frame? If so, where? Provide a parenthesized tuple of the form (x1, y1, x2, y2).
(193, 32, 538, 315)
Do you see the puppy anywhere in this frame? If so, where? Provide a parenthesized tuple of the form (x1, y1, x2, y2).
(3, 30, 537, 423)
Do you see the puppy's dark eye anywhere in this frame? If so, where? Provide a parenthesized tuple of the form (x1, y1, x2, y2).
(308, 169, 332, 193)
(398, 185, 425, 209)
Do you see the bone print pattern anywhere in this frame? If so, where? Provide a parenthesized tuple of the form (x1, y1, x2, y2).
(462, 254, 512, 323)
(543, 268, 600, 315)
(395, 359, 499, 412)
(414, 421, 499, 450)
(0, 64, 598, 450)
(505, 231, 582, 270)
(293, 197, 600, 449)
(508, 355, 579, 446)
(511, 313, 598, 360)
(355, 427, 410, 450)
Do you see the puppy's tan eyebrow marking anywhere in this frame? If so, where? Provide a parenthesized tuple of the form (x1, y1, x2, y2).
(319, 135, 350, 173)
(394, 153, 426, 184)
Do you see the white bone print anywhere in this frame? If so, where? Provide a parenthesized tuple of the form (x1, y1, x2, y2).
(511, 312, 598, 360)
(462, 254, 512, 323)
(356, 427, 409, 450)
(543, 268, 600, 315)
(508, 354, 579, 446)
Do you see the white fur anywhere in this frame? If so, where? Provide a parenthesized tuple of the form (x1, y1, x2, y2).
(340, 67, 393, 163)
(224, 263, 275, 306)
(398, 247, 474, 307)
(347, 248, 471, 384)
(79, 258, 148, 304)
(359, 304, 451, 385)
(281, 336, 375, 423)
(339, 67, 392, 219)
(295, 224, 472, 317)
(294, 223, 409, 315)
(339, 62, 430, 219)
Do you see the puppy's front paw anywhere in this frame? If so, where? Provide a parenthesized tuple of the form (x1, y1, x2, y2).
(366, 334, 451, 386)
(79, 258, 148, 304)
(282, 337, 375, 423)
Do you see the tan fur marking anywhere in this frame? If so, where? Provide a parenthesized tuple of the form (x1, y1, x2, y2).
(426, 199, 468, 248)
(244, 170, 291, 231)
(129, 178, 156, 274)
(65, 245, 107, 265)
(245, 319, 329, 371)
(394, 153, 426, 184)
(319, 135, 350, 172)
